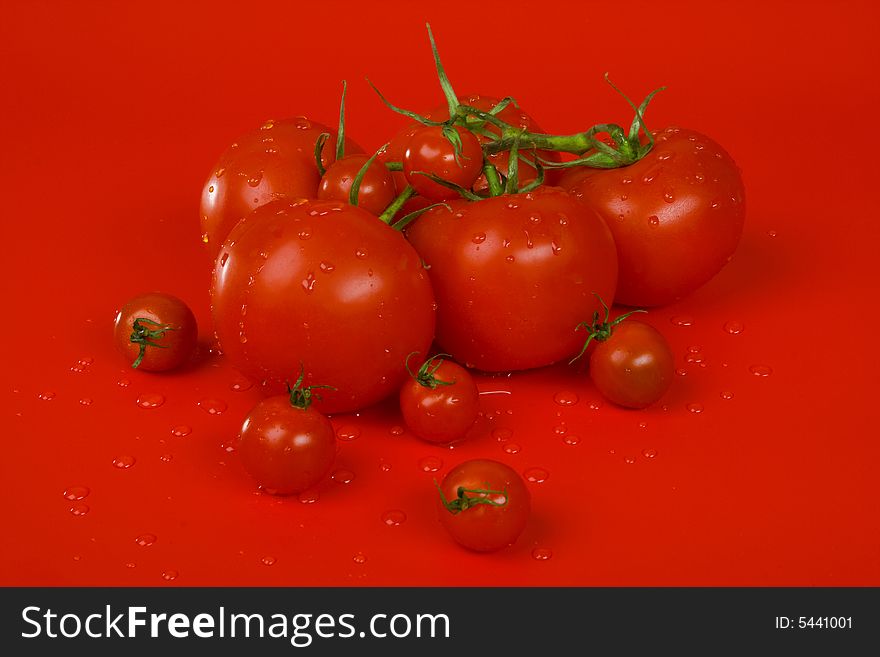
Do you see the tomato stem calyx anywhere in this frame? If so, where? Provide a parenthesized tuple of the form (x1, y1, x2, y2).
(129, 317, 176, 369)
(286, 366, 336, 410)
(405, 351, 455, 389)
(569, 294, 647, 364)
(436, 480, 509, 514)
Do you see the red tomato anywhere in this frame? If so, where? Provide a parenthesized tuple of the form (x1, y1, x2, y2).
(199, 116, 362, 261)
(436, 459, 530, 552)
(113, 292, 198, 371)
(399, 353, 480, 444)
(317, 153, 397, 216)
(588, 318, 674, 409)
(238, 375, 336, 495)
(211, 198, 436, 415)
(405, 187, 618, 372)
(403, 125, 483, 201)
(561, 126, 745, 307)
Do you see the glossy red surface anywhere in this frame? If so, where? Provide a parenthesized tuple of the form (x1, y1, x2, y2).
(2, 0, 878, 586)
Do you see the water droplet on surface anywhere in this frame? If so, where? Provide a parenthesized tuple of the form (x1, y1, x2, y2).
(588, 400, 603, 411)
(471, 232, 486, 244)
(298, 229, 312, 240)
(676, 368, 688, 377)
(355, 248, 368, 259)
(642, 448, 658, 459)
(159, 453, 173, 463)
(750, 364, 773, 377)
(298, 490, 319, 504)
(319, 261, 335, 273)
(502, 443, 521, 455)
(532, 547, 553, 560)
(389, 425, 404, 436)
(624, 456, 636, 464)
(524, 467, 549, 483)
(125, 562, 136, 569)
(301, 272, 317, 293)
(247, 173, 263, 187)
(135, 533, 157, 547)
(215, 167, 225, 178)
(161, 570, 178, 581)
(529, 214, 541, 224)
(492, 427, 513, 442)
(117, 378, 131, 388)
(63, 486, 90, 501)
(230, 378, 253, 392)
(720, 391, 735, 400)
(382, 510, 407, 526)
(663, 189, 675, 203)
(38, 391, 55, 401)
(112, 455, 136, 469)
(671, 315, 694, 327)
(562, 434, 581, 446)
(648, 215, 660, 227)
(352, 553, 367, 565)
(550, 241, 562, 255)
(723, 320, 744, 335)
(69, 503, 89, 517)
(136, 393, 165, 409)
(261, 555, 277, 566)
(768, 229, 778, 238)
(331, 469, 355, 485)
(553, 390, 579, 406)
(79, 398, 93, 406)
(336, 426, 360, 441)
(687, 403, 704, 414)
(418, 456, 443, 472)
(198, 398, 228, 415)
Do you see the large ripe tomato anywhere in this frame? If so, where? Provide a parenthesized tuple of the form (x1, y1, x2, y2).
(399, 353, 480, 444)
(211, 198, 435, 415)
(113, 292, 198, 371)
(237, 374, 337, 495)
(405, 187, 617, 372)
(561, 126, 745, 307)
(200, 116, 362, 261)
(436, 459, 530, 552)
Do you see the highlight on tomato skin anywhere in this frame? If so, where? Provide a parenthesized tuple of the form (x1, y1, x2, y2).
(435, 459, 531, 552)
(112, 292, 198, 372)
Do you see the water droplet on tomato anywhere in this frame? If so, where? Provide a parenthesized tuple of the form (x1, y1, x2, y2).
(207, 185, 215, 194)
(301, 272, 317, 293)
(687, 403, 704, 414)
(355, 248, 368, 259)
(624, 456, 636, 464)
(353, 553, 367, 565)
(69, 503, 89, 517)
(63, 486, 90, 501)
(724, 320, 744, 335)
(663, 188, 675, 203)
(112, 455, 136, 469)
(261, 119, 275, 130)
(161, 569, 178, 581)
(505, 255, 515, 263)
(642, 448, 658, 459)
(768, 230, 778, 238)
(136, 393, 165, 409)
(38, 391, 55, 401)
(418, 456, 443, 472)
(720, 391, 735, 400)
(135, 533, 157, 547)
(710, 199, 720, 209)
(382, 510, 407, 526)
(553, 423, 568, 436)
(171, 425, 191, 437)
(529, 213, 541, 224)
(648, 215, 660, 227)
(336, 426, 361, 441)
(502, 443, 521, 455)
(588, 400, 603, 410)
(201, 232, 209, 244)
(215, 167, 225, 178)
(298, 490, 319, 504)
(319, 261, 335, 273)
(670, 315, 694, 327)
(532, 547, 553, 560)
(524, 467, 549, 483)
(389, 425, 404, 436)
(117, 378, 131, 388)
(562, 434, 581, 446)
(551, 241, 562, 255)
(198, 398, 228, 415)
(506, 201, 519, 210)
(261, 555, 277, 566)
(331, 469, 355, 485)
(750, 364, 773, 377)
(159, 453, 173, 462)
(471, 232, 486, 244)
(79, 398, 93, 406)
(247, 172, 263, 187)
(230, 377, 253, 392)
(553, 390, 579, 406)
(492, 427, 513, 442)
(621, 177, 632, 185)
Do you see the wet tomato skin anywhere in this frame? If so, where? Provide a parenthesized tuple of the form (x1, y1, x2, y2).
(399, 358, 480, 444)
(589, 320, 674, 409)
(403, 125, 483, 201)
(317, 153, 397, 216)
(562, 126, 745, 307)
(238, 395, 336, 495)
(113, 292, 198, 371)
(436, 459, 531, 552)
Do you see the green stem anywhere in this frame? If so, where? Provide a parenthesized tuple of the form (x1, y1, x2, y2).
(385, 160, 403, 172)
(482, 161, 504, 197)
(379, 185, 416, 225)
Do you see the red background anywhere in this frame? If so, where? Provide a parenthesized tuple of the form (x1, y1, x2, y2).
(2, 0, 878, 586)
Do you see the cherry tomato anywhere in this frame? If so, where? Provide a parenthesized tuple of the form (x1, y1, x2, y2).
(317, 153, 397, 216)
(399, 353, 480, 444)
(238, 373, 336, 495)
(113, 292, 198, 371)
(573, 299, 674, 408)
(211, 198, 436, 415)
(199, 116, 362, 261)
(403, 125, 483, 201)
(561, 126, 745, 307)
(436, 459, 530, 552)
(405, 187, 617, 372)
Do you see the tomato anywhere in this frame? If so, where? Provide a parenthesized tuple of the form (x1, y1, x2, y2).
(405, 186, 617, 372)
(561, 126, 745, 307)
(199, 116, 362, 261)
(237, 373, 336, 495)
(573, 299, 674, 408)
(403, 125, 483, 201)
(211, 198, 436, 415)
(436, 459, 530, 552)
(317, 153, 397, 216)
(399, 353, 480, 444)
(113, 292, 198, 371)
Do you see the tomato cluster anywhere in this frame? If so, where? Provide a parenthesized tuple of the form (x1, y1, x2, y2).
(114, 26, 745, 553)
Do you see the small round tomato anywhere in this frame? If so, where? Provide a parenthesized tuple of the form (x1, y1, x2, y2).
(405, 187, 617, 372)
(211, 198, 436, 414)
(562, 126, 745, 307)
(200, 116, 362, 261)
(573, 300, 674, 409)
(113, 292, 198, 371)
(317, 153, 397, 216)
(403, 125, 483, 201)
(399, 353, 480, 444)
(238, 373, 336, 495)
(436, 459, 530, 552)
